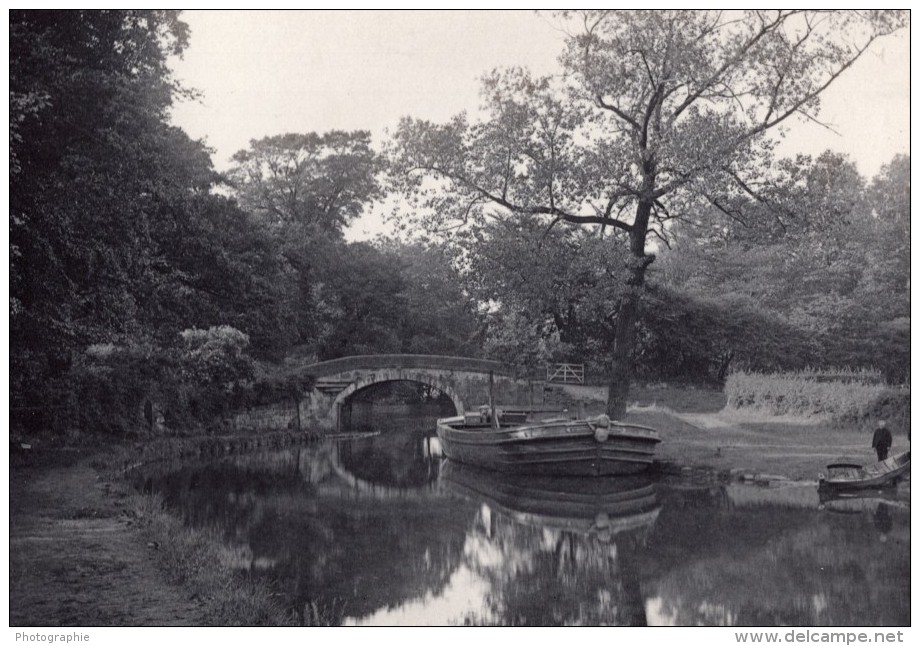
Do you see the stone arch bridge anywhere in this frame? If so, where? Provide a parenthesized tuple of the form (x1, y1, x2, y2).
(299, 354, 536, 432)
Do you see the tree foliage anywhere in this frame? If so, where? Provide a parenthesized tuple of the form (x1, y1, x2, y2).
(658, 152, 910, 382)
(11, 11, 196, 357)
(310, 241, 482, 360)
(454, 217, 629, 371)
(228, 132, 382, 236)
(10, 10, 910, 441)
(8, 11, 296, 429)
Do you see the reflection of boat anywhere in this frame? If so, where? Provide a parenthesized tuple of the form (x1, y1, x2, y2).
(818, 486, 909, 513)
(439, 460, 660, 538)
(435, 412, 661, 476)
(818, 451, 910, 493)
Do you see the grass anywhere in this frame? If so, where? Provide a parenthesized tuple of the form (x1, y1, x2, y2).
(548, 382, 727, 414)
(629, 383, 727, 413)
(128, 490, 293, 626)
(301, 599, 347, 626)
(101, 429, 341, 625)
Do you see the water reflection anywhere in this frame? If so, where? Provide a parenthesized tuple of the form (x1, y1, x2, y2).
(136, 434, 472, 625)
(336, 430, 441, 490)
(436, 463, 658, 626)
(136, 427, 910, 626)
(440, 461, 660, 543)
(645, 482, 910, 626)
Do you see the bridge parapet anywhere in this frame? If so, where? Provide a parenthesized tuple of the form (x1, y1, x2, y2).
(302, 354, 517, 378)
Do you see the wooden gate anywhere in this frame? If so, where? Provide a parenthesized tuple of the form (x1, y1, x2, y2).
(545, 363, 585, 384)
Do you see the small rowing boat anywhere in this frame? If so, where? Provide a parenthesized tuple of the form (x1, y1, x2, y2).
(817, 450, 910, 493)
(435, 410, 661, 476)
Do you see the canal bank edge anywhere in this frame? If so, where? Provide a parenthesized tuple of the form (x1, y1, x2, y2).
(9, 437, 315, 627)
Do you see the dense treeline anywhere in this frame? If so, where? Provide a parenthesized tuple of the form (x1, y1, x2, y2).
(9, 10, 909, 438)
(472, 152, 909, 384)
(8, 11, 479, 437)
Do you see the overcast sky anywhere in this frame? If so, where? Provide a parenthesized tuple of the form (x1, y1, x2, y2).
(167, 10, 910, 238)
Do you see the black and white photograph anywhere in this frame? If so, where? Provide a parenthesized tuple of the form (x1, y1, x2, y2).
(8, 8, 911, 633)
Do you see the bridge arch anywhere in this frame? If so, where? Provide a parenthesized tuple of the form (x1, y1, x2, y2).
(289, 354, 532, 432)
(330, 370, 466, 425)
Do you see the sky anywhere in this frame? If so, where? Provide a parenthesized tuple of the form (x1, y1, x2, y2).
(167, 10, 911, 239)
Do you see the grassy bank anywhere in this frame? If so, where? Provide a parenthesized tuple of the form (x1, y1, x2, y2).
(10, 434, 312, 626)
(105, 431, 325, 625)
(547, 381, 908, 482)
(126, 489, 291, 625)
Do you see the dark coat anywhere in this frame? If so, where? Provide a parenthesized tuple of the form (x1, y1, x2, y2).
(872, 427, 892, 450)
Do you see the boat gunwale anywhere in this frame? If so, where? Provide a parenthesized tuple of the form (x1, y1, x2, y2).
(436, 417, 662, 443)
(818, 450, 910, 491)
(435, 413, 662, 476)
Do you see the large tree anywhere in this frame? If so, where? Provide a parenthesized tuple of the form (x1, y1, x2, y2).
(228, 131, 382, 236)
(10, 10, 197, 396)
(391, 10, 907, 417)
(226, 131, 385, 355)
(9, 10, 293, 425)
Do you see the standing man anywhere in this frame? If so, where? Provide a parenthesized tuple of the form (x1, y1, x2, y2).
(871, 420, 892, 462)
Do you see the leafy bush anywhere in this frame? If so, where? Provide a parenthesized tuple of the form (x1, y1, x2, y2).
(238, 371, 315, 408)
(70, 326, 261, 437)
(858, 388, 910, 430)
(176, 326, 255, 428)
(72, 343, 175, 436)
(637, 287, 820, 383)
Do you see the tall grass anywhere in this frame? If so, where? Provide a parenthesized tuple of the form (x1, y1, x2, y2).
(129, 492, 293, 626)
(776, 367, 884, 385)
(725, 369, 905, 424)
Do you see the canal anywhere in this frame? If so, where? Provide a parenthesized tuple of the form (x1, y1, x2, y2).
(134, 406, 910, 626)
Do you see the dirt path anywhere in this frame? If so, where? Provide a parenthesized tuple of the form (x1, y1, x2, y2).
(10, 461, 206, 626)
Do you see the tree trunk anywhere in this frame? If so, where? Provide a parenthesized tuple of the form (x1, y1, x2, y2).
(606, 287, 641, 420)
(717, 351, 735, 382)
(606, 195, 654, 420)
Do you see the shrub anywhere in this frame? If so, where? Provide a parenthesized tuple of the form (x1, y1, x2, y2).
(72, 343, 175, 436)
(71, 326, 260, 437)
(724, 369, 905, 424)
(858, 388, 911, 430)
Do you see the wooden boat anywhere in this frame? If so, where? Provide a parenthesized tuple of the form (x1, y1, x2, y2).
(439, 460, 660, 538)
(817, 450, 910, 493)
(435, 410, 661, 476)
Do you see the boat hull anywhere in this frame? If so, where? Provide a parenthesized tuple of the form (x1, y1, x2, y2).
(818, 450, 910, 493)
(436, 415, 661, 477)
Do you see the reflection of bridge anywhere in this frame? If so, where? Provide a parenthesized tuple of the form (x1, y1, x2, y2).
(300, 355, 535, 432)
(317, 440, 442, 500)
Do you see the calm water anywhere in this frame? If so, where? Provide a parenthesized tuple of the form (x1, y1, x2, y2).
(136, 407, 910, 626)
